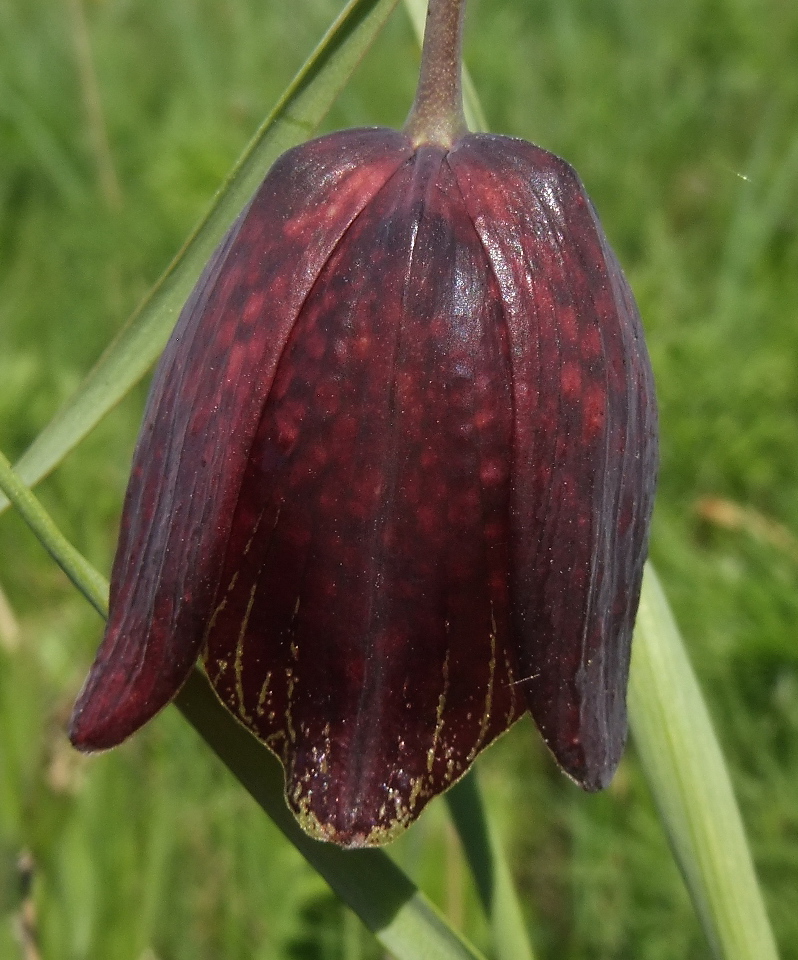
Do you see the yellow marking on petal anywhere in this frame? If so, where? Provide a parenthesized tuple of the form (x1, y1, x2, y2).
(467, 605, 497, 763)
(201, 597, 227, 651)
(261, 729, 288, 766)
(320, 723, 331, 775)
(288, 766, 427, 847)
(408, 776, 425, 812)
(256, 672, 272, 717)
(285, 667, 297, 744)
(427, 641, 451, 774)
(213, 658, 229, 684)
(504, 650, 519, 724)
(234, 581, 259, 722)
(243, 507, 269, 556)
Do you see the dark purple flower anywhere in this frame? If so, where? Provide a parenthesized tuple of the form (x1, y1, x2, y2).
(70, 0, 657, 848)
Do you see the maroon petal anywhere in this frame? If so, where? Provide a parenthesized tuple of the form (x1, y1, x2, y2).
(202, 145, 523, 846)
(70, 129, 413, 751)
(449, 134, 658, 789)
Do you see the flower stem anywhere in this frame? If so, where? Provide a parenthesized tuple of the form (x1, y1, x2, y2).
(404, 0, 469, 148)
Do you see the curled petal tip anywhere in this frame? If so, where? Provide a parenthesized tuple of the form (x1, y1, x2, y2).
(67, 666, 159, 753)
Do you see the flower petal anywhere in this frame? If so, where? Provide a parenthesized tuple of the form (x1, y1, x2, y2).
(203, 145, 523, 846)
(70, 130, 413, 751)
(449, 134, 658, 789)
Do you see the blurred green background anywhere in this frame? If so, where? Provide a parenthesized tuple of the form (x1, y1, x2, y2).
(1, 0, 796, 956)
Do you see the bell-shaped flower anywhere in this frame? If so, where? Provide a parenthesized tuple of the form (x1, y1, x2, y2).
(70, 0, 657, 847)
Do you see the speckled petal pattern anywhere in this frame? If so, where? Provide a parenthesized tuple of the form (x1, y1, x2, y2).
(449, 134, 658, 789)
(203, 145, 522, 846)
(70, 130, 412, 750)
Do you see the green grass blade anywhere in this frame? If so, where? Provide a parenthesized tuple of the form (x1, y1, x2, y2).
(0, 449, 486, 960)
(0, 0, 400, 518)
(629, 565, 780, 960)
(445, 771, 537, 960)
(0, 448, 108, 617)
(401, 0, 488, 133)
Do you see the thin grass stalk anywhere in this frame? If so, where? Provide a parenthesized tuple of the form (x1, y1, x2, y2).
(445, 771, 537, 960)
(629, 567, 780, 960)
